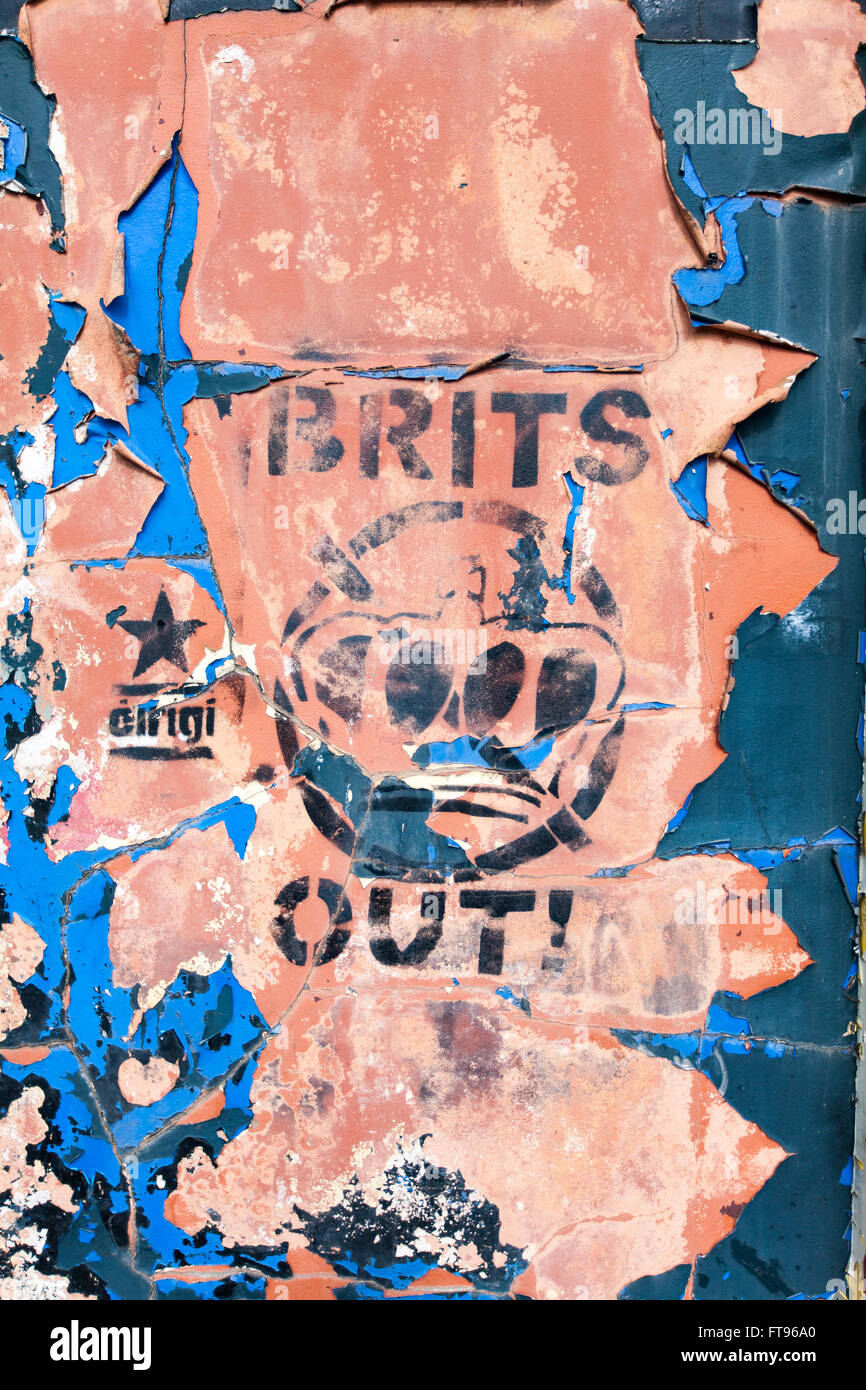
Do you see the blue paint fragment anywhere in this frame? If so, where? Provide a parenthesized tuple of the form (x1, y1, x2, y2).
(738, 847, 801, 871)
(49, 292, 86, 345)
(195, 361, 285, 395)
(496, 985, 531, 1015)
(0, 111, 26, 182)
(839, 834, 861, 911)
(622, 702, 675, 712)
(0, 679, 34, 738)
(665, 791, 694, 834)
(706, 1001, 752, 1037)
(345, 364, 467, 380)
(719, 443, 804, 510)
(223, 799, 256, 859)
(760, 198, 784, 218)
(38, 141, 288, 562)
(670, 457, 708, 523)
(723, 430, 760, 479)
(660, 427, 673, 439)
(840, 1157, 854, 1186)
(841, 389, 851, 401)
(547, 472, 584, 604)
(0, 687, 80, 1030)
(414, 732, 555, 771)
(111, 967, 267, 1149)
(129, 1053, 269, 1277)
(50, 370, 108, 487)
(616, 1025, 791, 1078)
(204, 656, 233, 686)
(673, 838, 733, 856)
(674, 196, 752, 307)
(156, 1274, 267, 1300)
(359, 1257, 433, 1289)
(542, 363, 644, 374)
(653, 1032, 698, 1059)
(45, 367, 204, 555)
(111, 374, 205, 556)
(168, 557, 226, 613)
(106, 138, 198, 361)
(680, 147, 709, 201)
(768, 469, 801, 494)
(46, 764, 81, 825)
(122, 795, 262, 867)
(813, 826, 857, 847)
(34, 145, 217, 558)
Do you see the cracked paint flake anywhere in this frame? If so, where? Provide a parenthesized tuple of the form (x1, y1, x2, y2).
(733, 0, 866, 138)
(0, 0, 860, 1306)
(176, 0, 700, 367)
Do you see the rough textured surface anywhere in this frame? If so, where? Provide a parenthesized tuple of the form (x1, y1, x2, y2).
(0, 0, 860, 1303)
(734, 0, 866, 137)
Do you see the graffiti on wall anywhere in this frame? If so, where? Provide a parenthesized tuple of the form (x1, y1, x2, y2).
(0, 0, 862, 1302)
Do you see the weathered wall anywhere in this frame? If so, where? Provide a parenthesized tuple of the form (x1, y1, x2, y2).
(0, 0, 862, 1302)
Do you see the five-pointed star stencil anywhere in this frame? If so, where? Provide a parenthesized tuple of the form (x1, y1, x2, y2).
(118, 590, 205, 678)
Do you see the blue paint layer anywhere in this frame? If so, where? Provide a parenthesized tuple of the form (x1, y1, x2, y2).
(671, 457, 709, 523)
(674, 196, 753, 306)
(0, 110, 26, 182)
(106, 138, 198, 361)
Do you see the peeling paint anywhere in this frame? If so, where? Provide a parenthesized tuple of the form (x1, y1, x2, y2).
(0, 0, 860, 1308)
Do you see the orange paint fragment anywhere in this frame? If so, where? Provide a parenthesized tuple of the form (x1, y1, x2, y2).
(178, 0, 697, 368)
(0, 915, 46, 1042)
(395, 1267, 476, 1295)
(181, 1087, 226, 1126)
(734, 0, 866, 137)
(36, 443, 164, 565)
(117, 1055, 180, 1107)
(0, 1045, 51, 1066)
(165, 994, 789, 1301)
